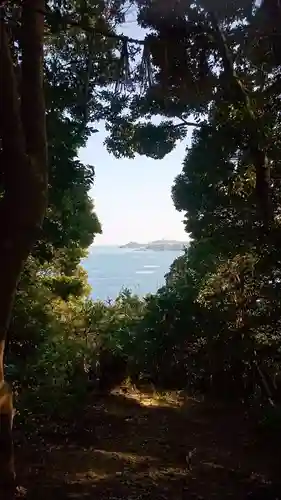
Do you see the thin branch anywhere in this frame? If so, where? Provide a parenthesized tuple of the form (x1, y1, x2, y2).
(17, 2, 146, 45)
(177, 117, 206, 128)
(4, 1, 281, 50)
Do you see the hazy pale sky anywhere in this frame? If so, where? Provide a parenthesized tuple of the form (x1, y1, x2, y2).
(78, 19, 192, 246)
(79, 127, 192, 245)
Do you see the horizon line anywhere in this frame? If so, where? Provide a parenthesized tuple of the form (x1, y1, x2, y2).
(91, 239, 190, 247)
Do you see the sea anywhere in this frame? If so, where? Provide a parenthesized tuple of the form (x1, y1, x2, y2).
(82, 246, 183, 302)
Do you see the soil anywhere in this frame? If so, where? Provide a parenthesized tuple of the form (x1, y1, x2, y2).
(14, 388, 281, 499)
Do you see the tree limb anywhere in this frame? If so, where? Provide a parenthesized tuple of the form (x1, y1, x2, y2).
(177, 117, 206, 128)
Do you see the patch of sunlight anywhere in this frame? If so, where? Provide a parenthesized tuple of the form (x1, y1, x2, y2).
(149, 466, 188, 479)
(93, 449, 158, 465)
(202, 461, 225, 470)
(71, 449, 159, 483)
(133, 465, 188, 482)
(73, 470, 112, 482)
(116, 387, 186, 409)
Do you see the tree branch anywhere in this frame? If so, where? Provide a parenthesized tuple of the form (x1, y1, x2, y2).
(177, 117, 205, 128)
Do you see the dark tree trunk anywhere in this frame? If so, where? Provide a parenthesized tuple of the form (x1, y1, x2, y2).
(0, 0, 47, 493)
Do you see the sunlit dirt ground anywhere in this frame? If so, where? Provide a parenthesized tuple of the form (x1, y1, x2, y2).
(15, 387, 280, 499)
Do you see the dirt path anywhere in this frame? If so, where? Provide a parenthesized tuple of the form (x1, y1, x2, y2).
(15, 389, 280, 499)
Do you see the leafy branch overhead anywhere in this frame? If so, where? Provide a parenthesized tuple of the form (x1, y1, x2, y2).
(60, 0, 279, 229)
(99, 0, 280, 230)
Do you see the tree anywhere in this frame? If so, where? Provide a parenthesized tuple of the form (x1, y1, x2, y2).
(0, 0, 47, 490)
(0, 0, 128, 492)
(97, 0, 281, 401)
(102, 0, 279, 229)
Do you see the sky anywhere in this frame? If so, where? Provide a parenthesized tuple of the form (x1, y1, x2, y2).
(79, 128, 192, 245)
(78, 18, 192, 246)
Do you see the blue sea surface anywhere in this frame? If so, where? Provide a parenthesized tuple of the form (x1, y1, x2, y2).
(82, 246, 182, 301)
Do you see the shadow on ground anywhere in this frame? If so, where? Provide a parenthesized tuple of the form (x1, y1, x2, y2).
(15, 389, 281, 499)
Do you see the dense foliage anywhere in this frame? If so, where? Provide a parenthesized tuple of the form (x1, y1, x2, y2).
(2, 0, 128, 417)
(4, 0, 281, 439)
(96, 0, 281, 406)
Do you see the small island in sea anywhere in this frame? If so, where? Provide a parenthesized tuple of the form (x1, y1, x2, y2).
(120, 239, 188, 252)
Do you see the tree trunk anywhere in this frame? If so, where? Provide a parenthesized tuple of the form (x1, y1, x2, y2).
(0, 0, 47, 493)
(0, 377, 15, 495)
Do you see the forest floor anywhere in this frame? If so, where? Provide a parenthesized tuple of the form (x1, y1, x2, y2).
(15, 387, 281, 499)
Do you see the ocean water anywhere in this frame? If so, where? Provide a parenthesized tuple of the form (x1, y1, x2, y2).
(82, 246, 182, 301)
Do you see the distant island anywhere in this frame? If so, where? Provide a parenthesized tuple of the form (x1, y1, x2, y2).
(120, 240, 188, 252)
